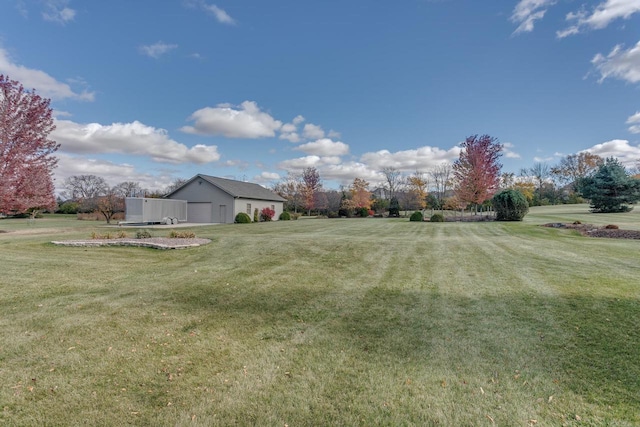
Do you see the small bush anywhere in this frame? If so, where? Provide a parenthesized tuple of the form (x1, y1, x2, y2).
(493, 189, 529, 221)
(290, 213, 301, 220)
(169, 230, 196, 238)
(573, 220, 582, 225)
(605, 224, 619, 229)
(235, 212, 252, 223)
(260, 207, 276, 222)
(136, 230, 152, 239)
(116, 230, 128, 239)
(356, 207, 369, 218)
(279, 211, 291, 221)
(327, 211, 339, 219)
(430, 213, 445, 222)
(253, 208, 259, 223)
(409, 211, 423, 222)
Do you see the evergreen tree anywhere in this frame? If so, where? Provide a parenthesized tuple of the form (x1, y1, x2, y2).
(577, 157, 640, 213)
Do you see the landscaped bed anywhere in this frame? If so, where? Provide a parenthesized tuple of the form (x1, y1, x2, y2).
(51, 237, 211, 249)
(542, 222, 640, 239)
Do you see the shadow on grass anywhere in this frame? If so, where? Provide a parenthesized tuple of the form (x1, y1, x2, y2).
(169, 281, 640, 415)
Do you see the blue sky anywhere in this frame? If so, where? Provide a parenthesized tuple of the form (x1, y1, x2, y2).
(1, 0, 639, 192)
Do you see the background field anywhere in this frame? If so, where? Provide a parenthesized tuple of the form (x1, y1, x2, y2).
(1, 205, 638, 426)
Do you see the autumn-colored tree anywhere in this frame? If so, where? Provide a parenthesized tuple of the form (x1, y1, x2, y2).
(95, 188, 125, 224)
(521, 162, 550, 203)
(551, 152, 604, 188)
(301, 167, 321, 215)
(0, 75, 58, 214)
(406, 171, 428, 210)
(513, 182, 536, 204)
(453, 134, 502, 211)
(349, 178, 372, 209)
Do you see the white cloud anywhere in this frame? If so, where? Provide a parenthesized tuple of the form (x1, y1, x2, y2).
(592, 41, 640, 83)
(53, 119, 220, 164)
(294, 138, 349, 156)
(558, 0, 640, 37)
(360, 145, 462, 172)
(42, 1, 76, 24)
(54, 154, 177, 193)
(204, 4, 235, 24)
(0, 47, 94, 101)
(583, 139, 640, 166)
(279, 116, 303, 142)
(302, 123, 325, 140)
(502, 142, 522, 159)
(511, 0, 555, 34)
(185, 1, 236, 24)
(626, 111, 640, 133)
(139, 42, 178, 59)
(181, 101, 282, 138)
(254, 171, 280, 183)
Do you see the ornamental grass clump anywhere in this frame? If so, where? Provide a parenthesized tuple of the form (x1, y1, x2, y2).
(135, 230, 152, 239)
(169, 230, 196, 238)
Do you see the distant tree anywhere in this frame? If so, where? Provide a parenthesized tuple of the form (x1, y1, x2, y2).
(164, 178, 187, 195)
(63, 174, 109, 212)
(406, 171, 428, 210)
(301, 167, 321, 215)
(500, 172, 515, 189)
(273, 173, 304, 213)
(430, 163, 452, 211)
(0, 75, 58, 214)
(513, 181, 535, 205)
(521, 162, 550, 204)
(453, 134, 502, 212)
(493, 189, 529, 221)
(95, 187, 125, 224)
(114, 181, 145, 198)
(350, 178, 372, 209)
(551, 153, 603, 189)
(388, 197, 400, 217)
(577, 157, 640, 213)
(381, 166, 402, 200)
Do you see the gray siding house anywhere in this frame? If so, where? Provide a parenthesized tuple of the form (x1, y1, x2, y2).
(166, 174, 286, 223)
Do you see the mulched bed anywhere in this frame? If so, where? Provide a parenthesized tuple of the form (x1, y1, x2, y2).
(541, 223, 640, 240)
(51, 237, 212, 249)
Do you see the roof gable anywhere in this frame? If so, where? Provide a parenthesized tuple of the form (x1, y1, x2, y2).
(175, 174, 285, 202)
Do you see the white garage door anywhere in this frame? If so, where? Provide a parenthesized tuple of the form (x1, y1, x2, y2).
(187, 202, 212, 223)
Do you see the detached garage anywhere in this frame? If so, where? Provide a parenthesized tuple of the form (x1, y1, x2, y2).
(166, 174, 286, 224)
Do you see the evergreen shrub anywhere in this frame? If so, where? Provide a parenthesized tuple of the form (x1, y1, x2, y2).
(493, 189, 529, 221)
(409, 211, 423, 222)
(235, 212, 251, 223)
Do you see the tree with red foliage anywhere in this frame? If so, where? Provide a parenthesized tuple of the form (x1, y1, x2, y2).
(0, 75, 58, 214)
(259, 207, 276, 222)
(453, 134, 502, 211)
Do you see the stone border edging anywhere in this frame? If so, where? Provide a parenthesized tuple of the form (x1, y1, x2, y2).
(51, 238, 211, 250)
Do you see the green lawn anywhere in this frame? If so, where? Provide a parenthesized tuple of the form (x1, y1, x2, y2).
(1, 206, 639, 426)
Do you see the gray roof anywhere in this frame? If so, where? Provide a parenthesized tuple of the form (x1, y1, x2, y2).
(192, 174, 286, 202)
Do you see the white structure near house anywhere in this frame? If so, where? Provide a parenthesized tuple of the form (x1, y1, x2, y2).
(166, 174, 286, 223)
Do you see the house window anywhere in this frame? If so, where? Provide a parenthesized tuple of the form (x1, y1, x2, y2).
(246, 203, 251, 215)
(271, 205, 275, 211)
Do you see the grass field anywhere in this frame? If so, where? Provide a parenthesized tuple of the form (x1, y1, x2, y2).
(1, 205, 639, 426)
